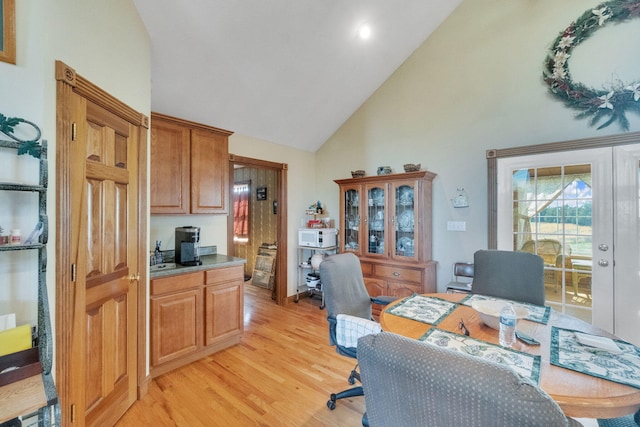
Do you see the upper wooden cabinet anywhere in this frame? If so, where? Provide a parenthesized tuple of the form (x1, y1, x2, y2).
(150, 112, 233, 214)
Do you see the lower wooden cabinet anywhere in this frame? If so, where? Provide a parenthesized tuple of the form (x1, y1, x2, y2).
(362, 260, 436, 317)
(150, 265, 244, 377)
(151, 287, 202, 366)
(204, 267, 244, 346)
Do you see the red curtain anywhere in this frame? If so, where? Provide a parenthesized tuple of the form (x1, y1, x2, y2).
(233, 183, 250, 242)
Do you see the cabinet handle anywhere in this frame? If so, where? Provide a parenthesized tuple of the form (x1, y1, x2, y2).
(392, 272, 400, 277)
(129, 273, 140, 283)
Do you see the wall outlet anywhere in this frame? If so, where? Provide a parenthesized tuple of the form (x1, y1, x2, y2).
(447, 221, 466, 231)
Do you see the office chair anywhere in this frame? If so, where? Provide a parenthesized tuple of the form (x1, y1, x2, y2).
(597, 410, 640, 427)
(472, 249, 546, 306)
(358, 332, 583, 427)
(319, 252, 393, 411)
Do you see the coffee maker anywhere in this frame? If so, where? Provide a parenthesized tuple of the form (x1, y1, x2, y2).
(175, 226, 202, 266)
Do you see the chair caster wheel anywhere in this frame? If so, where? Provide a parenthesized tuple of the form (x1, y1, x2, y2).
(327, 394, 337, 410)
(348, 377, 356, 385)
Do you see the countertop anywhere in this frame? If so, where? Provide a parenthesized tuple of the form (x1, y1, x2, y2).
(149, 254, 246, 279)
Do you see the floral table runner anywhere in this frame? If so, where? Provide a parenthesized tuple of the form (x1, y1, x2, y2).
(420, 328, 541, 383)
(461, 294, 551, 325)
(385, 294, 457, 325)
(550, 327, 640, 389)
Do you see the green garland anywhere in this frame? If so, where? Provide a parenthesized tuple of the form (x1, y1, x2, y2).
(543, 0, 640, 130)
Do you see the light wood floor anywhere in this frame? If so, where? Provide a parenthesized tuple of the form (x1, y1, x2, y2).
(115, 284, 366, 426)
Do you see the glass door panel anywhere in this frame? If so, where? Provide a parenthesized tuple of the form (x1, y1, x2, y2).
(366, 185, 386, 256)
(393, 182, 417, 261)
(511, 164, 593, 320)
(342, 187, 361, 254)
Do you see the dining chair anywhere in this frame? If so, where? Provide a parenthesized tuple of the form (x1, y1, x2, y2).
(319, 252, 394, 412)
(597, 410, 640, 427)
(445, 261, 474, 293)
(357, 332, 583, 427)
(472, 249, 546, 306)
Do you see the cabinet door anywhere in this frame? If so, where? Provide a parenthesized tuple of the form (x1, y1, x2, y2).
(150, 288, 202, 367)
(340, 184, 364, 255)
(204, 275, 243, 345)
(391, 179, 420, 262)
(150, 118, 191, 214)
(191, 128, 229, 214)
(365, 183, 388, 258)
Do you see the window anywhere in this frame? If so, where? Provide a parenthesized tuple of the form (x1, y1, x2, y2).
(233, 182, 250, 243)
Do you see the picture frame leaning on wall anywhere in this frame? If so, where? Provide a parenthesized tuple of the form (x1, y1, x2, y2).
(0, 0, 15, 64)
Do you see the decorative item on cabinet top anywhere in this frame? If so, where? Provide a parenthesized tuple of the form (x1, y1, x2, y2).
(377, 166, 392, 175)
(351, 170, 365, 178)
(403, 163, 421, 172)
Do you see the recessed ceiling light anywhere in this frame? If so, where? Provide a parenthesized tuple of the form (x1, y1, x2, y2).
(358, 24, 372, 40)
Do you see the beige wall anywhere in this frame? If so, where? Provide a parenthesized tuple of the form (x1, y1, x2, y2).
(315, 0, 640, 290)
(0, 0, 150, 346)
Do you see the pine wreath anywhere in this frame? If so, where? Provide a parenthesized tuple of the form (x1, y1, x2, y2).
(543, 0, 640, 130)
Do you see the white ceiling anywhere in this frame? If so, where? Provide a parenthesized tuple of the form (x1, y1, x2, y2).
(132, 0, 462, 152)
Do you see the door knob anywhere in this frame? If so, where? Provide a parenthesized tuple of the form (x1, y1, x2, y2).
(598, 244, 609, 251)
(129, 273, 140, 283)
(597, 260, 609, 267)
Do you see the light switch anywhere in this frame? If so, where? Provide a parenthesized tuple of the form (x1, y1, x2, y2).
(447, 221, 466, 231)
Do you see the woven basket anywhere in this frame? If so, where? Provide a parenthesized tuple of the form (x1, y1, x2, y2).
(403, 163, 421, 172)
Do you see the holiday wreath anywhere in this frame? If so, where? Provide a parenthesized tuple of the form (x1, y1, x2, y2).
(543, 0, 640, 130)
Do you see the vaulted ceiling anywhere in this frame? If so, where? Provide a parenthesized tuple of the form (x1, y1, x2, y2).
(132, 1, 462, 152)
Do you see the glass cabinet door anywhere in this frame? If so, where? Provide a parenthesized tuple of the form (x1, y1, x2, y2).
(366, 184, 386, 256)
(342, 186, 361, 253)
(392, 181, 418, 261)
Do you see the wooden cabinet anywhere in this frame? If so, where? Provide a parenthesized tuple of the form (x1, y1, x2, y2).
(204, 266, 244, 346)
(335, 171, 437, 316)
(150, 265, 243, 377)
(150, 272, 203, 367)
(150, 112, 233, 214)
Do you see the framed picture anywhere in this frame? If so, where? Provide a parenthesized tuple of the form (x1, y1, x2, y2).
(0, 0, 16, 64)
(256, 187, 267, 201)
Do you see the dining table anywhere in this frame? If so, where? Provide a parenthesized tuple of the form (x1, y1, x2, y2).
(379, 292, 640, 419)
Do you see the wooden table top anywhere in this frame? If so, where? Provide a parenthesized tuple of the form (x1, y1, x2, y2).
(379, 293, 640, 419)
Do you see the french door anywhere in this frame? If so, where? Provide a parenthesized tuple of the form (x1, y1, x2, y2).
(496, 144, 640, 345)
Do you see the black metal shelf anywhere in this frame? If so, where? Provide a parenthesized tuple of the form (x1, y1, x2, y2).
(0, 118, 59, 425)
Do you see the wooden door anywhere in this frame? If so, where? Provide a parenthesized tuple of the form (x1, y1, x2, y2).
(56, 61, 147, 427)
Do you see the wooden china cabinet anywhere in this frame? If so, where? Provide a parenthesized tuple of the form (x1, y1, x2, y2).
(335, 171, 437, 316)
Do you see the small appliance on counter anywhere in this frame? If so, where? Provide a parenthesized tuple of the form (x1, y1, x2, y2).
(175, 226, 202, 266)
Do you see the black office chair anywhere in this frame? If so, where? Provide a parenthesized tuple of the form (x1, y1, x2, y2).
(472, 249, 546, 306)
(445, 261, 474, 293)
(319, 252, 393, 411)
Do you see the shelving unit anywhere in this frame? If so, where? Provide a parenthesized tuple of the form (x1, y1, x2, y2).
(294, 245, 337, 309)
(0, 118, 59, 425)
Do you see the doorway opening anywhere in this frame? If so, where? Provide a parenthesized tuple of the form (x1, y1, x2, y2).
(227, 155, 288, 305)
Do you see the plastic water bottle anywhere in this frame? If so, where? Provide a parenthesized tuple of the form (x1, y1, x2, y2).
(499, 303, 517, 347)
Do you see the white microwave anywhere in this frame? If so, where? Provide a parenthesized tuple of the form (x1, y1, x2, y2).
(298, 228, 337, 248)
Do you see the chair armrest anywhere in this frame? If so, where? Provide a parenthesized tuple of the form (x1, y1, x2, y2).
(370, 295, 396, 306)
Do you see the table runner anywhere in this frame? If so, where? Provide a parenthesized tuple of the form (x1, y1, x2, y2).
(550, 327, 640, 389)
(461, 294, 551, 325)
(385, 294, 457, 325)
(420, 328, 541, 383)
